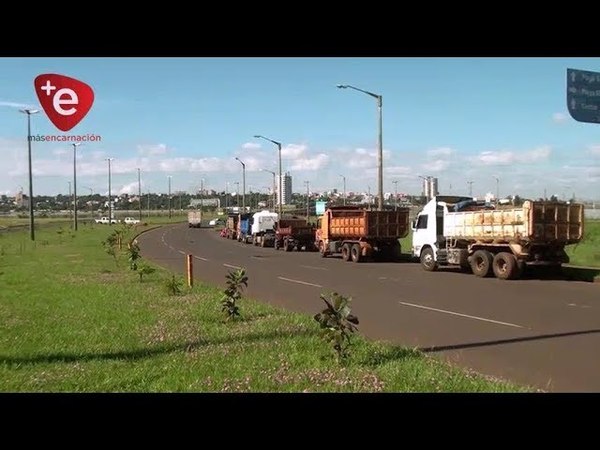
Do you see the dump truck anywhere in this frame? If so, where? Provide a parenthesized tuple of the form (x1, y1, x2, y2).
(236, 213, 254, 244)
(411, 195, 585, 280)
(274, 216, 316, 251)
(188, 211, 202, 228)
(224, 214, 239, 240)
(315, 206, 410, 262)
(251, 210, 279, 247)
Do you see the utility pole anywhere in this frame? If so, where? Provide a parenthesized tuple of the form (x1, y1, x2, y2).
(68, 181, 72, 219)
(304, 181, 310, 218)
(72, 142, 81, 231)
(200, 178, 204, 211)
(467, 181, 474, 198)
(106, 158, 114, 224)
(137, 168, 142, 222)
(339, 174, 346, 206)
(168, 176, 172, 219)
(392, 180, 398, 211)
(234, 181, 240, 208)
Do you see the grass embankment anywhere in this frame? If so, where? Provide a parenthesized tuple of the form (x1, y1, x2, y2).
(0, 224, 528, 392)
(566, 220, 600, 269)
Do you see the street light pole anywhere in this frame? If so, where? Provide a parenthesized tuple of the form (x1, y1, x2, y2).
(20, 108, 39, 241)
(339, 174, 346, 206)
(467, 180, 474, 198)
(168, 176, 172, 219)
(254, 135, 283, 218)
(304, 181, 310, 218)
(493, 176, 500, 201)
(234, 181, 240, 207)
(106, 158, 114, 224)
(72, 142, 81, 231)
(261, 169, 276, 211)
(235, 157, 246, 210)
(337, 84, 384, 210)
(393, 180, 398, 211)
(68, 181, 72, 219)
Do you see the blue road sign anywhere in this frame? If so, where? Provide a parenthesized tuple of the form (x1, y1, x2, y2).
(567, 68, 600, 124)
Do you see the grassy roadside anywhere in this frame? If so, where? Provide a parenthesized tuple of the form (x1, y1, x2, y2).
(566, 221, 600, 269)
(0, 224, 531, 392)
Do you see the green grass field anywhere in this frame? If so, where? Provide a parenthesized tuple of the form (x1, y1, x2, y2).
(566, 221, 600, 268)
(0, 224, 528, 392)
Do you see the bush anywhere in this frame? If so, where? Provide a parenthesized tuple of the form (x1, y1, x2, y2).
(313, 292, 359, 363)
(221, 268, 248, 321)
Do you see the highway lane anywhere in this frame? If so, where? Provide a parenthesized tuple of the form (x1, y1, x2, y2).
(138, 224, 600, 392)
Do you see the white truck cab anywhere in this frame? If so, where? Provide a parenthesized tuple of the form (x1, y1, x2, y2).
(411, 196, 472, 270)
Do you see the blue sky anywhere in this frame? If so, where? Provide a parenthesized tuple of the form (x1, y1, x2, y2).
(1, 57, 599, 200)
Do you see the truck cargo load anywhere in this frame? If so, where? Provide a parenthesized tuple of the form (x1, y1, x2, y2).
(188, 211, 202, 228)
(274, 217, 316, 251)
(412, 195, 585, 280)
(316, 206, 410, 262)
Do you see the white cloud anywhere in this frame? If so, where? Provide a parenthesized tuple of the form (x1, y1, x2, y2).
(281, 144, 307, 159)
(289, 153, 329, 171)
(52, 148, 68, 156)
(473, 146, 551, 166)
(552, 112, 568, 124)
(119, 181, 139, 195)
(0, 100, 37, 109)
(422, 159, 450, 172)
(242, 142, 261, 150)
(137, 144, 169, 156)
(589, 145, 600, 156)
(427, 147, 455, 158)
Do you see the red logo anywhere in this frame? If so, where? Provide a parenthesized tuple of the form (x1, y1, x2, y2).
(34, 74, 94, 132)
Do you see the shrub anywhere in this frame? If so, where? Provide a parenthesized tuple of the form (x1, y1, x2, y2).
(221, 268, 248, 321)
(313, 292, 359, 363)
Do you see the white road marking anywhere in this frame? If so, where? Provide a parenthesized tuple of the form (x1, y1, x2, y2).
(277, 276, 323, 288)
(398, 301, 525, 329)
(194, 256, 209, 261)
(299, 265, 328, 271)
(223, 263, 243, 270)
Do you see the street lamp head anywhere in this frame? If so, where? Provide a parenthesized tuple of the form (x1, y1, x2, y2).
(19, 108, 39, 115)
(336, 84, 348, 89)
(253, 135, 262, 139)
(73, 142, 82, 147)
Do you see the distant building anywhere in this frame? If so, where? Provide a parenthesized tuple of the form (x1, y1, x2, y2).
(190, 198, 220, 208)
(277, 172, 292, 205)
(422, 177, 439, 200)
(15, 190, 29, 208)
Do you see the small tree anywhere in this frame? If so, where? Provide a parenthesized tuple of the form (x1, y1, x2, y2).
(101, 231, 119, 265)
(165, 274, 184, 296)
(126, 239, 140, 271)
(137, 262, 155, 282)
(221, 268, 248, 321)
(314, 292, 359, 363)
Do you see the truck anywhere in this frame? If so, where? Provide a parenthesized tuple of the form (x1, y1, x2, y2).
(274, 216, 316, 251)
(236, 213, 254, 244)
(224, 214, 239, 240)
(315, 206, 410, 262)
(251, 210, 279, 247)
(411, 196, 585, 280)
(188, 211, 202, 228)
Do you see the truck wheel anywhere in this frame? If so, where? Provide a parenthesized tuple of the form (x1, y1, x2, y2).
(342, 244, 351, 262)
(260, 238, 266, 247)
(351, 244, 362, 263)
(274, 240, 279, 250)
(319, 241, 327, 258)
(420, 247, 438, 271)
(493, 252, 518, 280)
(470, 250, 494, 277)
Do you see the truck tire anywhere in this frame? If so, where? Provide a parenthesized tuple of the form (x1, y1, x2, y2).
(420, 247, 438, 271)
(492, 252, 518, 280)
(274, 240, 280, 250)
(260, 238, 266, 247)
(471, 250, 494, 277)
(351, 244, 362, 263)
(342, 243, 351, 262)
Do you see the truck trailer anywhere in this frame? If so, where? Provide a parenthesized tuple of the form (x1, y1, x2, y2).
(236, 213, 254, 244)
(224, 214, 239, 240)
(187, 211, 202, 228)
(411, 196, 585, 280)
(315, 206, 410, 262)
(274, 217, 315, 251)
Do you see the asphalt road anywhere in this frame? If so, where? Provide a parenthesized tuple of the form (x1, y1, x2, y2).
(138, 224, 600, 392)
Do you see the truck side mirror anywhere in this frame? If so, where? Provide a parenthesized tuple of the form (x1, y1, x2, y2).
(411, 219, 417, 230)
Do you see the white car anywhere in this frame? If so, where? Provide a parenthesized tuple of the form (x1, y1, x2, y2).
(209, 218, 224, 227)
(124, 217, 141, 225)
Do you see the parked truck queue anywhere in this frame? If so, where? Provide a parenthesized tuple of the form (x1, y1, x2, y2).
(188, 196, 585, 281)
